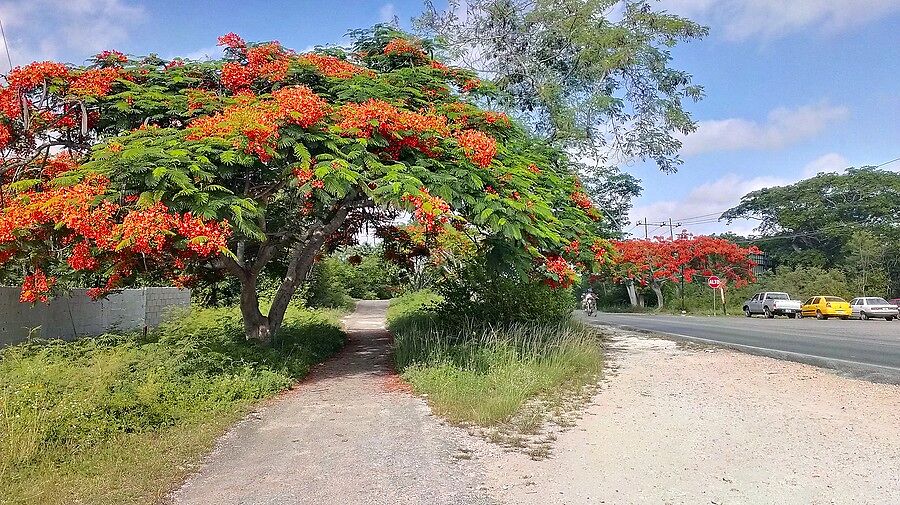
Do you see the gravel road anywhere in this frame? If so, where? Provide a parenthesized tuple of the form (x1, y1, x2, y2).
(170, 300, 494, 505)
(487, 328, 900, 504)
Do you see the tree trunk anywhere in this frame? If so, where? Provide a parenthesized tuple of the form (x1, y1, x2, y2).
(238, 273, 272, 343)
(225, 199, 361, 343)
(625, 281, 639, 307)
(651, 281, 664, 309)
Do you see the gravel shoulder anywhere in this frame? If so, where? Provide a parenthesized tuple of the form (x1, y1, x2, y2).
(170, 300, 494, 505)
(486, 327, 900, 504)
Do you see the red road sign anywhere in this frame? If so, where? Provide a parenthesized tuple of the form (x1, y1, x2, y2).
(707, 276, 722, 289)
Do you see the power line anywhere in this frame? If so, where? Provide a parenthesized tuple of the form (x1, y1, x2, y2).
(0, 15, 12, 74)
(661, 154, 900, 226)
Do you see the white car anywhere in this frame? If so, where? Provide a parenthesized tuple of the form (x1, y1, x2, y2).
(849, 297, 899, 321)
(743, 292, 803, 318)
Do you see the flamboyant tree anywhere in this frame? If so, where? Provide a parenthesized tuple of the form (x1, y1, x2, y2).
(610, 236, 759, 308)
(0, 26, 614, 342)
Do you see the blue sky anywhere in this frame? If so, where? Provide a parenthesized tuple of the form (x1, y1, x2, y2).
(2, 0, 898, 237)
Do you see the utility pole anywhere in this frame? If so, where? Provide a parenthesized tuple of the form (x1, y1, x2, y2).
(634, 219, 681, 240)
(633, 218, 650, 238)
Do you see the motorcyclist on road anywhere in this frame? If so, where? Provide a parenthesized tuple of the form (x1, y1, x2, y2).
(581, 288, 598, 316)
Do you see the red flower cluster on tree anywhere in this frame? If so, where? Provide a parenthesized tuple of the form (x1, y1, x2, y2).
(299, 54, 372, 79)
(570, 191, 593, 211)
(221, 63, 254, 93)
(544, 255, 577, 288)
(454, 129, 496, 168)
(271, 86, 330, 128)
(461, 78, 481, 92)
(336, 99, 449, 158)
(67, 241, 98, 271)
(69, 67, 124, 97)
(217, 36, 293, 92)
(20, 269, 56, 303)
(217, 32, 246, 50)
(402, 188, 451, 233)
(187, 86, 328, 161)
(176, 213, 231, 256)
(94, 50, 128, 66)
(610, 236, 759, 291)
(384, 38, 428, 61)
(0, 169, 231, 302)
(483, 111, 510, 126)
(7, 61, 69, 90)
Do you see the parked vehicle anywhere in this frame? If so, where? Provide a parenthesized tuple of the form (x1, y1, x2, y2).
(743, 292, 802, 318)
(800, 296, 851, 320)
(850, 297, 899, 321)
(890, 298, 900, 307)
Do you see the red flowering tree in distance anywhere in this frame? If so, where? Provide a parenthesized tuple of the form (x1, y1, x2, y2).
(610, 236, 760, 308)
(0, 26, 614, 342)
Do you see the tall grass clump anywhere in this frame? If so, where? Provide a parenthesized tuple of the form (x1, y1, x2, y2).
(0, 305, 344, 505)
(388, 291, 602, 426)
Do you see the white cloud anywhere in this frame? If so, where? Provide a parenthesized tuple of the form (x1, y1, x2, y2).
(628, 152, 853, 237)
(183, 45, 224, 61)
(679, 103, 849, 156)
(666, 0, 900, 40)
(630, 173, 788, 237)
(0, 0, 144, 70)
(379, 3, 397, 23)
(800, 152, 849, 177)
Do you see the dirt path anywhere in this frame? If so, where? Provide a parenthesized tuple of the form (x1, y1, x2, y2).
(486, 329, 900, 504)
(171, 300, 494, 505)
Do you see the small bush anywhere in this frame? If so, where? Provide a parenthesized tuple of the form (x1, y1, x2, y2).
(386, 289, 442, 327)
(0, 306, 344, 505)
(304, 258, 353, 309)
(435, 263, 576, 327)
(389, 293, 602, 426)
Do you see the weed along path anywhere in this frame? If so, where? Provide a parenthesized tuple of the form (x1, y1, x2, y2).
(171, 300, 494, 505)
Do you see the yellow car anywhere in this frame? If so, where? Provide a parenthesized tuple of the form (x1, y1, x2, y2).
(800, 296, 851, 320)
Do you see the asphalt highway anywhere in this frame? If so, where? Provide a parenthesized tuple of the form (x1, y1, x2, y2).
(581, 312, 900, 383)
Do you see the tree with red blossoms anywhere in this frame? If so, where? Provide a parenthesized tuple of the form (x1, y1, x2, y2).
(0, 26, 613, 342)
(610, 236, 759, 308)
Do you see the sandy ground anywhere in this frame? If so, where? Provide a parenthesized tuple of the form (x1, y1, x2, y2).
(487, 329, 900, 505)
(171, 303, 900, 505)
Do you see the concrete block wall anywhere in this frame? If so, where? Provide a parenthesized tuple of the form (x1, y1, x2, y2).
(0, 287, 190, 347)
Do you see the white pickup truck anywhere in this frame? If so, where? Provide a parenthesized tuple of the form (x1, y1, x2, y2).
(743, 292, 803, 318)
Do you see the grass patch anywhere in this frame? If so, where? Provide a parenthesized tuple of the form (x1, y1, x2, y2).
(0, 305, 345, 505)
(388, 292, 602, 427)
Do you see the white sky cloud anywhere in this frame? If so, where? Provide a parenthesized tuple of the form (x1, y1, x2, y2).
(629, 152, 852, 237)
(665, 0, 900, 40)
(379, 3, 397, 23)
(800, 152, 849, 178)
(679, 103, 849, 156)
(0, 0, 144, 70)
(183, 45, 224, 61)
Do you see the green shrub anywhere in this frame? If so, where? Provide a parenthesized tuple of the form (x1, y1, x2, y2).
(385, 290, 442, 328)
(0, 306, 344, 504)
(304, 258, 353, 309)
(336, 249, 401, 299)
(434, 263, 575, 327)
(388, 293, 602, 426)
